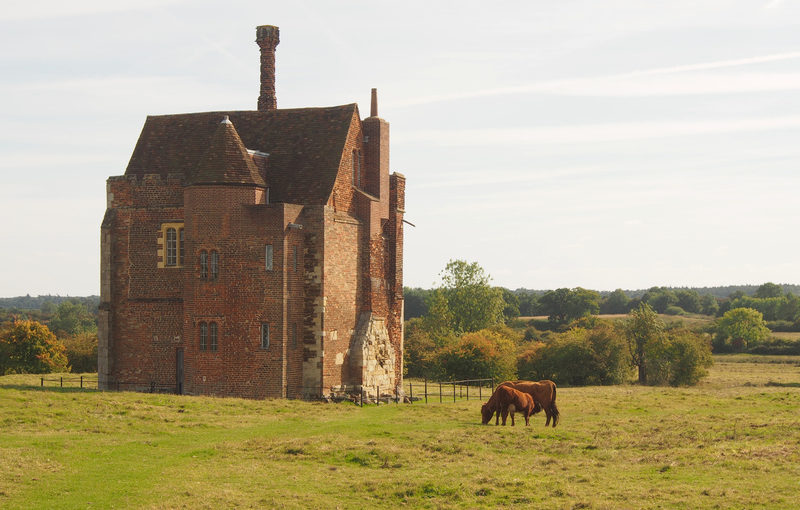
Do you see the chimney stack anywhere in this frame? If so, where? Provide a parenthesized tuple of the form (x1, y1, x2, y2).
(370, 88, 378, 117)
(256, 25, 280, 111)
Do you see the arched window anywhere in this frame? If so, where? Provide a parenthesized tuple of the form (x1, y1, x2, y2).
(199, 322, 208, 351)
(166, 228, 177, 266)
(200, 251, 208, 279)
(209, 322, 218, 351)
(210, 251, 219, 280)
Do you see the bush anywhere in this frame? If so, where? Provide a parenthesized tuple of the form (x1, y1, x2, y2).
(433, 329, 517, 382)
(765, 320, 798, 333)
(645, 330, 713, 386)
(61, 332, 98, 373)
(0, 319, 69, 374)
(664, 305, 686, 316)
(517, 323, 631, 386)
(747, 338, 800, 355)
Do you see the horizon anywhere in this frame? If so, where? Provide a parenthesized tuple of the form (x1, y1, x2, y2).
(2, 1, 799, 295)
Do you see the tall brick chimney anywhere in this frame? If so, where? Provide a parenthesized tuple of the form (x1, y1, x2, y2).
(256, 25, 280, 111)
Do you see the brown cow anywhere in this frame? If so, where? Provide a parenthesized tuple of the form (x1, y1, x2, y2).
(480, 385, 537, 426)
(499, 380, 560, 427)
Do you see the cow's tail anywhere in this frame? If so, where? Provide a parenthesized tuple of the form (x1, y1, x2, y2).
(550, 384, 560, 427)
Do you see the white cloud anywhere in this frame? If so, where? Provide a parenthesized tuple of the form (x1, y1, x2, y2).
(0, 0, 187, 21)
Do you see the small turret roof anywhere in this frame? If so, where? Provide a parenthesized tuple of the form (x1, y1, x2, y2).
(189, 116, 265, 187)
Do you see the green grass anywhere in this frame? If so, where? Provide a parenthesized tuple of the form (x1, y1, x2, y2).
(2, 356, 800, 509)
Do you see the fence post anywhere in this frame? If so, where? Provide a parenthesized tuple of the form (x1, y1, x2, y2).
(80, 376, 83, 388)
(60, 377, 63, 388)
(424, 379, 428, 404)
(453, 381, 456, 403)
(467, 383, 469, 401)
(41, 377, 44, 387)
(409, 382, 413, 403)
(439, 382, 442, 403)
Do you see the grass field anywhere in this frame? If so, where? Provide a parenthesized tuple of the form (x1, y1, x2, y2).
(2, 356, 800, 509)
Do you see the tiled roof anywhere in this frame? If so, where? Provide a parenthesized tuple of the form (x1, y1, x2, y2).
(124, 104, 357, 204)
(190, 117, 266, 187)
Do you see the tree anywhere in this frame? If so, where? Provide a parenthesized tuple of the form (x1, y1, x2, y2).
(403, 287, 430, 320)
(49, 300, 96, 337)
(644, 329, 712, 386)
(430, 260, 504, 334)
(642, 287, 678, 314)
(539, 288, 600, 324)
(675, 289, 701, 314)
(0, 319, 69, 374)
(699, 294, 719, 316)
(600, 289, 630, 314)
(499, 288, 520, 321)
(623, 303, 664, 384)
(517, 292, 539, 317)
(714, 308, 770, 352)
(755, 282, 782, 299)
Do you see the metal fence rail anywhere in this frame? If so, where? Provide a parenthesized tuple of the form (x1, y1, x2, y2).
(43, 377, 497, 405)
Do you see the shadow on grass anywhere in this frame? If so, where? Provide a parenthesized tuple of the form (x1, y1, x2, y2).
(0, 384, 99, 393)
(765, 381, 800, 388)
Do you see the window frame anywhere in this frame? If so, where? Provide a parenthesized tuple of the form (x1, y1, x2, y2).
(210, 251, 219, 280)
(199, 322, 208, 351)
(209, 322, 218, 351)
(200, 251, 208, 279)
(261, 323, 270, 350)
(265, 244, 273, 271)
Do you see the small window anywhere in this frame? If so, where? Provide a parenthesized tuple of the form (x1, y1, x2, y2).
(261, 323, 270, 349)
(209, 322, 218, 351)
(200, 251, 208, 279)
(166, 228, 178, 266)
(265, 244, 273, 271)
(210, 251, 219, 280)
(199, 322, 208, 351)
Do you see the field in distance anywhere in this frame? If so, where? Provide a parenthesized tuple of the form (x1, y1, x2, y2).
(2, 356, 800, 509)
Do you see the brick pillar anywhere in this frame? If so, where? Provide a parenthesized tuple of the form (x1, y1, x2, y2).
(256, 25, 280, 111)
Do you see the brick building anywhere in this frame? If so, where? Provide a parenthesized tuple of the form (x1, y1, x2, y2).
(99, 25, 405, 399)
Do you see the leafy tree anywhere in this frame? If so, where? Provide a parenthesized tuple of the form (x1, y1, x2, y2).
(642, 287, 678, 314)
(755, 282, 782, 299)
(699, 294, 719, 316)
(675, 289, 701, 314)
(49, 300, 96, 337)
(623, 303, 664, 384)
(403, 318, 438, 377)
(517, 292, 539, 317)
(714, 308, 771, 352)
(429, 260, 504, 334)
(539, 287, 600, 324)
(499, 288, 520, 321)
(403, 287, 430, 320)
(0, 319, 69, 374)
(600, 289, 630, 314)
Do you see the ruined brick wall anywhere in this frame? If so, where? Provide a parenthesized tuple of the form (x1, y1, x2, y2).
(320, 208, 364, 393)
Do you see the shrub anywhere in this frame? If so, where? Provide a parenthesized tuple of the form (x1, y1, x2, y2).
(664, 305, 686, 316)
(714, 308, 771, 352)
(0, 319, 69, 374)
(61, 332, 98, 373)
(765, 320, 798, 333)
(517, 323, 631, 386)
(433, 329, 517, 382)
(644, 330, 712, 386)
(747, 338, 800, 355)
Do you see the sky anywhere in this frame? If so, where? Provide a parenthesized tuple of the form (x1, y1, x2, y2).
(1, 0, 799, 296)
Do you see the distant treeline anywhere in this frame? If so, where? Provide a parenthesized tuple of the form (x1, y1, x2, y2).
(0, 295, 100, 312)
(513, 285, 800, 300)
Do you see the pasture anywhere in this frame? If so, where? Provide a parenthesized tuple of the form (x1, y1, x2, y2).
(2, 356, 799, 509)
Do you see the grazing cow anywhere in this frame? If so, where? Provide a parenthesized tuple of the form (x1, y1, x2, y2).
(499, 380, 560, 427)
(480, 385, 537, 426)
